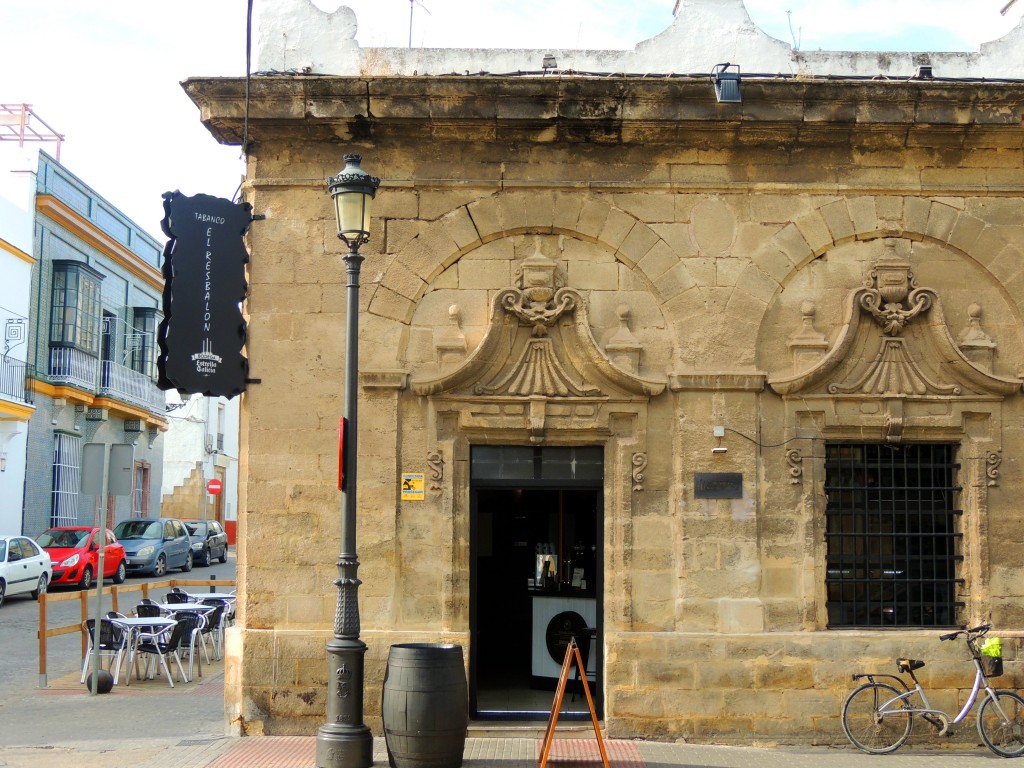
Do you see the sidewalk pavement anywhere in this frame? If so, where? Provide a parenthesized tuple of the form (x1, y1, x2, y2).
(1, 663, 1008, 768)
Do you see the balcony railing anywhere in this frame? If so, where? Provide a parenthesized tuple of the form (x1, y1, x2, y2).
(99, 360, 166, 413)
(48, 347, 98, 390)
(0, 357, 33, 405)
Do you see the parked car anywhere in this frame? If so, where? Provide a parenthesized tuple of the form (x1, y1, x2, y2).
(35, 527, 127, 589)
(111, 518, 192, 576)
(182, 519, 229, 567)
(0, 535, 52, 608)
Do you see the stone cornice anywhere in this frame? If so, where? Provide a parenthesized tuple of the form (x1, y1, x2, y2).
(36, 195, 163, 291)
(184, 75, 1024, 149)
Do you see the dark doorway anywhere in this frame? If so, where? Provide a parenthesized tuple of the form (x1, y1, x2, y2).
(470, 446, 603, 721)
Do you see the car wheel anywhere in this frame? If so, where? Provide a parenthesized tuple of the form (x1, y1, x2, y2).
(182, 551, 193, 573)
(113, 561, 126, 584)
(79, 566, 93, 591)
(0, 580, 5, 608)
(218, 547, 228, 564)
(200, 546, 210, 567)
(31, 574, 48, 600)
(153, 554, 167, 577)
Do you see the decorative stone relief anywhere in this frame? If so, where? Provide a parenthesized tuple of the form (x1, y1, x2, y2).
(631, 452, 647, 492)
(768, 239, 1022, 399)
(427, 450, 444, 490)
(858, 242, 932, 336)
(412, 250, 665, 401)
(787, 301, 829, 374)
(605, 305, 642, 374)
(786, 449, 803, 484)
(434, 305, 467, 365)
(958, 303, 997, 371)
(987, 451, 1002, 487)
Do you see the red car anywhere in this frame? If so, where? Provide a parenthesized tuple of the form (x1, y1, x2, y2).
(35, 527, 127, 589)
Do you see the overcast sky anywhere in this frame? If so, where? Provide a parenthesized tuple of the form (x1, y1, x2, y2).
(2, 0, 1022, 241)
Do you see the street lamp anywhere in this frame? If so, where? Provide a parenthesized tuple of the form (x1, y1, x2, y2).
(317, 154, 380, 768)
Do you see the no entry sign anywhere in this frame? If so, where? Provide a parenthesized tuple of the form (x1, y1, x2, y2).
(207, 478, 223, 495)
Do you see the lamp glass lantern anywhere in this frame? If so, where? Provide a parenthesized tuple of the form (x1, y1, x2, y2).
(328, 154, 381, 249)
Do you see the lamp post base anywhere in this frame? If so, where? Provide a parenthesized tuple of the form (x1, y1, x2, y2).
(317, 637, 373, 768)
(316, 723, 373, 768)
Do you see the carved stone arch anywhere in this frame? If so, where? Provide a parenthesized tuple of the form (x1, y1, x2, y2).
(370, 191, 693, 325)
(767, 195, 1022, 315)
(759, 233, 1024, 395)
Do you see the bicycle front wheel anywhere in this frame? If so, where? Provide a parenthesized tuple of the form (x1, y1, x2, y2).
(842, 682, 913, 754)
(978, 690, 1024, 758)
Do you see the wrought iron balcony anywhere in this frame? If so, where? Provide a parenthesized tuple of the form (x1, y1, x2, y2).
(0, 356, 33, 405)
(48, 347, 98, 390)
(99, 360, 166, 414)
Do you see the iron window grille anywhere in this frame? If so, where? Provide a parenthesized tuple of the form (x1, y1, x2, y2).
(825, 443, 963, 628)
(51, 432, 82, 526)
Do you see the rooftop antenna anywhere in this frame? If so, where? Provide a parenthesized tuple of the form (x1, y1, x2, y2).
(409, 0, 431, 48)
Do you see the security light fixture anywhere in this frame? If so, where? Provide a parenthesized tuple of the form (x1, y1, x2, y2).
(542, 54, 557, 70)
(713, 63, 742, 103)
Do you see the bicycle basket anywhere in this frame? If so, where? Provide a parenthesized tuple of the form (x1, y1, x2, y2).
(981, 637, 1003, 677)
(982, 637, 1002, 657)
(982, 655, 1004, 677)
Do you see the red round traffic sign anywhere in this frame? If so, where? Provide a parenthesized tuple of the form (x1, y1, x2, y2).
(207, 478, 223, 495)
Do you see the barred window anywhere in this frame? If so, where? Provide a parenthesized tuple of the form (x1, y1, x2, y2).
(825, 443, 963, 628)
(52, 433, 82, 526)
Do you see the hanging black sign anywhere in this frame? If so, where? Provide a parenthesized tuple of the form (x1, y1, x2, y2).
(157, 192, 251, 398)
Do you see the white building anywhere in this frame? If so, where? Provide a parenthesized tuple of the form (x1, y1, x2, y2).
(0, 142, 35, 536)
(160, 392, 240, 543)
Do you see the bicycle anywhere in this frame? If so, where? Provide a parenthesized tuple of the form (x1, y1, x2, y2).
(841, 623, 1024, 757)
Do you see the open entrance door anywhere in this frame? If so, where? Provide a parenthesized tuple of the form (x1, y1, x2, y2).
(470, 446, 603, 720)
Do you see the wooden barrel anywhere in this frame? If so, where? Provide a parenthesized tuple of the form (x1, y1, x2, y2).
(382, 643, 467, 768)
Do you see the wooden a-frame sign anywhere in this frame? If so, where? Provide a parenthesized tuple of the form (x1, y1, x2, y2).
(538, 637, 610, 768)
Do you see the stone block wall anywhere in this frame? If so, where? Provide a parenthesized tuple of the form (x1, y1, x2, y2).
(186, 75, 1024, 742)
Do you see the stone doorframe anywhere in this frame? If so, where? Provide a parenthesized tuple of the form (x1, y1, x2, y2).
(417, 393, 653, 668)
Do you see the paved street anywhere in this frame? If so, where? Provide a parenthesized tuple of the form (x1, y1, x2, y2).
(0, 552, 1016, 767)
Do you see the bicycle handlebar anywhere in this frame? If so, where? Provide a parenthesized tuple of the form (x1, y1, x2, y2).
(939, 623, 991, 641)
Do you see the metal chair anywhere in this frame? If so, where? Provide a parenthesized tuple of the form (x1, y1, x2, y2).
(80, 618, 129, 685)
(133, 619, 190, 686)
(172, 611, 207, 681)
(135, 602, 163, 618)
(199, 599, 228, 660)
(164, 589, 193, 604)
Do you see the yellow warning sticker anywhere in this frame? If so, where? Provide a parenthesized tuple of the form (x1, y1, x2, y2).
(401, 473, 425, 501)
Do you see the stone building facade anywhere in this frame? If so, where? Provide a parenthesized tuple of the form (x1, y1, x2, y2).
(186, 0, 1024, 744)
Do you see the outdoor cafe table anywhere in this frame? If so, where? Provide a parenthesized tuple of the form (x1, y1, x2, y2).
(109, 616, 176, 685)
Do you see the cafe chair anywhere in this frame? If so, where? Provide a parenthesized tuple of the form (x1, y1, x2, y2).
(199, 599, 228, 660)
(133, 619, 190, 687)
(165, 588, 194, 604)
(80, 618, 129, 685)
(173, 611, 207, 682)
(135, 602, 163, 618)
